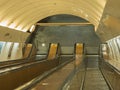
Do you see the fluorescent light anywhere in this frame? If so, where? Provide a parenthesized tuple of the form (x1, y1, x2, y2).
(42, 43, 45, 47)
(8, 23, 16, 29)
(0, 21, 8, 27)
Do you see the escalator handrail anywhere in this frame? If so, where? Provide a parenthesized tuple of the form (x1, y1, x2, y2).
(0, 56, 38, 69)
(0, 58, 48, 75)
(59, 55, 85, 90)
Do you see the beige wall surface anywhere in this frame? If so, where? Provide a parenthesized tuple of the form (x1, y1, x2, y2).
(0, 26, 30, 42)
(97, 0, 120, 41)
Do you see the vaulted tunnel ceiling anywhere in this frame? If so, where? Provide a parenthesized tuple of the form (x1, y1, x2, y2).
(0, 0, 107, 32)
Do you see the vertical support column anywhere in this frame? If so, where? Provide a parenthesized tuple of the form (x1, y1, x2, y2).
(23, 44, 33, 59)
(29, 45, 37, 60)
(47, 43, 58, 60)
(75, 43, 84, 66)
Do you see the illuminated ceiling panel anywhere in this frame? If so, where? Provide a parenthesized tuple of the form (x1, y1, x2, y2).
(0, 0, 107, 32)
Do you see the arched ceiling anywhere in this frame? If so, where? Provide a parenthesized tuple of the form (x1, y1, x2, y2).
(0, 0, 107, 32)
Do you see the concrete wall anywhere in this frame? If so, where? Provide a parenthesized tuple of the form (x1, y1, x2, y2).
(101, 36, 120, 69)
(0, 26, 30, 42)
(97, 0, 120, 42)
(0, 42, 24, 62)
(107, 36, 120, 62)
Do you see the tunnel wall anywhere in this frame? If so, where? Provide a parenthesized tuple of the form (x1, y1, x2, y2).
(97, 0, 120, 42)
(107, 36, 120, 69)
(0, 26, 31, 61)
(0, 26, 30, 42)
(0, 42, 35, 62)
(0, 42, 24, 61)
(95, 0, 120, 69)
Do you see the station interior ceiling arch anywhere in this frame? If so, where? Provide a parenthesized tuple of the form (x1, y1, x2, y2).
(0, 0, 119, 42)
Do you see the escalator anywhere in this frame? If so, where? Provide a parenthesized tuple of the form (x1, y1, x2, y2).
(15, 43, 84, 90)
(0, 43, 60, 90)
(0, 43, 119, 90)
(83, 55, 109, 90)
(61, 55, 110, 90)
